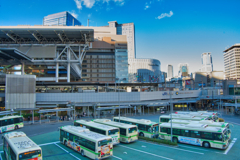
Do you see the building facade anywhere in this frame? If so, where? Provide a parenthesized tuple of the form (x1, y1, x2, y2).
(167, 64, 174, 79)
(201, 52, 213, 72)
(43, 11, 81, 26)
(224, 44, 240, 83)
(178, 63, 189, 77)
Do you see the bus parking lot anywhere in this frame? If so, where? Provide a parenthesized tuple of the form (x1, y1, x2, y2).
(0, 114, 239, 160)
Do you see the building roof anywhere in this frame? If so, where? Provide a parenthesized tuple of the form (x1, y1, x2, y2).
(75, 120, 119, 130)
(223, 43, 240, 52)
(93, 119, 137, 129)
(113, 117, 158, 125)
(0, 26, 94, 44)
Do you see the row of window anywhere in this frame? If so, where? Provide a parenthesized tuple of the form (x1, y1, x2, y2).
(0, 118, 23, 127)
(60, 130, 96, 151)
(160, 118, 170, 122)
(113, 119, 151, 132)
(160, 127, 222, 141)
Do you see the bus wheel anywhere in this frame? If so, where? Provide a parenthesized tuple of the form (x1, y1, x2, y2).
(15, 125, 18, 130)
(203, 142, 210, 148)
(139, 132, 144, 137)
(81, 150, 85, 157)
(172, 137, 178, 143)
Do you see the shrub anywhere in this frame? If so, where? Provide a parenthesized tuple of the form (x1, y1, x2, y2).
(138, 136, 177, 146)
(219, 118, 224, 122)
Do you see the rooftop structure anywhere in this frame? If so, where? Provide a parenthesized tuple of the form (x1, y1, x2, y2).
(201, 53, 213, 72)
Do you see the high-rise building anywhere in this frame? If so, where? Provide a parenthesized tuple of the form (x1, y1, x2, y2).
(201, 53, 213, 72)
(224, 44, 240, 82)
(43, 11, 81, 26)
(178, 63, 189, 77)
(108, 21, 135, 59)
(167, 64, 174, 78)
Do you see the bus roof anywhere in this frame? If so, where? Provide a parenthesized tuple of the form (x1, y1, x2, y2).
(3, 132, 41, 154)
(0, 115, 22, 120)
(113, 117, 158, 126)
(93, 119, 137, 129)
(60, 125, 111, 141)
(160, 123, 225, 133)
(160, 115, 204, 120)
(170, 119, 227, 126)
(75, 120, 119, 131)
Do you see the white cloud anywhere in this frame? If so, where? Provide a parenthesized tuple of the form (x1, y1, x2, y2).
(144, 5, 150, 10)
(74, 0, 125, 10)
(155, 11, 173, 20)
(88, 13, 92, 18)
(69, 10, 78, 18)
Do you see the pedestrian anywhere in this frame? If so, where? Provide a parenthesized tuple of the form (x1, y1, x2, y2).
(63, 116, 65, 121)
(28, 116, 30, 122)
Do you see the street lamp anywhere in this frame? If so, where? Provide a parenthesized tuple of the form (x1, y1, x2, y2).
(169, 90, 173, 142)
(118, 81, 120, 123)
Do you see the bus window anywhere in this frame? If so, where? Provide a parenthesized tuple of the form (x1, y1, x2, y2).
(85, 140, 95, 151)
(138, 124, 146, 131)
(146, 125, 151, 132)
(13, 118, 19, 124)
(189, 130, 201, 138)
(201, 132, 213, 140)
(19, 150, 41, 160)
(108, 129, 119, 135)
(128, 127, 137, 134)
(10, 146, 16, 160)
(98, 138, 112, 147)
(173, 129, 181, 135)
(120, 128, 126, 136)
(0, 120, 2, 127)
(19, 117, 23, 122)
(69, 134, 74, 141)
(2, 120, 8, 126)
(213, 133, 222, 141)
(160, 127, 167, 133)
(8, 119, 14, 125)
(78, 137, 86, 146)
(181, 130, 189, 137)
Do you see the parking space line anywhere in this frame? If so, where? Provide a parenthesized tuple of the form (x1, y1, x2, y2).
(39, 141, 60, 146)
(54, 143, 69, 153)
(139, 141, 204, 155)
(178, 145, 210, 151)
(224, 138, 237, 155)
(228, 122, 240, 126)
(119, 145, 174, 160)
(113, 155, 122, 160)
(70, 153, 81, 160)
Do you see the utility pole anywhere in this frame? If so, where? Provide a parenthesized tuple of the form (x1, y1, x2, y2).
(169, 90, 173, 142)
(118, 82, 120, 122)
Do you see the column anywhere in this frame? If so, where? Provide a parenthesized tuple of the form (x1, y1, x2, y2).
(20, 111, 21, 116)
(21, 63, 25, 75)
(32, 110, 34, 124)
(67, 62, 70, 82)
(88, 106, 89, 117)
(148, 107, 149, 114)
(40, 113, 41, 124)
(56, 62, 59, 82)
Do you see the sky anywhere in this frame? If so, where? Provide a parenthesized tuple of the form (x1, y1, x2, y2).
(0, 0, 240, 76)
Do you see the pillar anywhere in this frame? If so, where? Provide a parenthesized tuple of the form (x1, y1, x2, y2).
(143, 106, 144, 115)
(148, 107, 149, 114)
(56, 62, 59, 82)
(32, 110, 34, 124)
(40, 113, 41, 124)
(56, 111, 58, 122)
(20, 111, 21, 116)
(67, 62, 70, 82)
(88, 106, 89, 116)
(21, 63, 25, 75)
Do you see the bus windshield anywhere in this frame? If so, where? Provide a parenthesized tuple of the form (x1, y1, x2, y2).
(98, 138, 112, 147)
(108, 129, 119, 135)
(19, 150, 41, 160)
(129, 127, 137, 134)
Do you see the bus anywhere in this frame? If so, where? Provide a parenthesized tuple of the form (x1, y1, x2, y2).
(3, 131, 42, 160)
(159, 115, 205, 124)
(74, 120, 120, 145)
(112, 117, 159, 138)
(174, 111, 219, 122)
(0, 116, 24, 133)
(159, 123, 230, 149)
(60, 125, 113, 160)
(93, 119, 138, 143)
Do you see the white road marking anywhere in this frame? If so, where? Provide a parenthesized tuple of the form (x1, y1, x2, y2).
(139, 140, 204, 155)
(113, 155, 122, 160)
(227, 121, 240, 126)
(70, 153, 81, 160)
(54, 143, 69, 153)
(178, 145, 209, 151)
(123, 152, 127, 154)
(119, 145, 174, 160)
(224, 138, 237, 155)
(38, 141, 60, 146)
(142, 145, 146, 147)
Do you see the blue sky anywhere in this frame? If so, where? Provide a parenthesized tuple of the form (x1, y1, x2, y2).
(0, 0, 240, 75)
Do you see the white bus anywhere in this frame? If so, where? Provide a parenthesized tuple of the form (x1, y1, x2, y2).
(174, 111, 219, 122)
(159, 115, 205, 124)
(159, 123, 230, 149)
(0, 116, 24, 133)
(112, 117, 159, 138)
(74, 120, 120, 145)
(60, 125, 113, 159)
(93, 119, 138, 143)
(3, 131, 42, 160)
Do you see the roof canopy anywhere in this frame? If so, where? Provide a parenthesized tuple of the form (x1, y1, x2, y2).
(0, 48, 32, 64)
(0, 26, 94, 44)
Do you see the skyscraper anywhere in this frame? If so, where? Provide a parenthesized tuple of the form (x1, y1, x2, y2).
(224, 44, 240, 82)
(178, 63, 189, 77)
(108, 21, 135, 59)
(43, 11, 81, 26)
(201, 53, 213, 72)
(167, 64, 174, 78)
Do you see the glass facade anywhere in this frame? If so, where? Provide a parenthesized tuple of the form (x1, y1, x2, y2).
(115, 49, 128, 83)
(43, 11, 81, 26)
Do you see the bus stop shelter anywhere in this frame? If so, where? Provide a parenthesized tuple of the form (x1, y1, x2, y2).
(38, 108, 74, 123)
(95, 105, 132, 118)
(0, 110, 17, 116)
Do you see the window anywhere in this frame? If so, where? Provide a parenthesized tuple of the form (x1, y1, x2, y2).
(173, 129, 181, 135)
(201, 132, 213, 140)
(213, 133, 222, 141)
(8, 119, 14, 125)
(85, 140, 95, 151)
(138, 124, 146, 131)
(78, 137, 86, 146)
(160, 118, 169, 122)
(13, 118, 19, 124)
(189, 130, 201, 138)
(181, 129, 189, 137)
(9, 146, 16, 160)
(69, 134, 74, 141)
(120, 128, 126, 136)
(160, 127, 167, 133)
(1, 120, 8, 126)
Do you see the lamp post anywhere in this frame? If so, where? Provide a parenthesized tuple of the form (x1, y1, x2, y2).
(169, 90, 173, 142)
(118, 81, 120, 122)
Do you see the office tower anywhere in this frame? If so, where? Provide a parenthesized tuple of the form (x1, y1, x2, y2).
(167, 64, 174, 78)
(224, 44, 240, 82)
(108, 21, 135, 59)
(178, 63, 189, 77)
(43, 11, 81, 26)
(201, 53, 213, 72)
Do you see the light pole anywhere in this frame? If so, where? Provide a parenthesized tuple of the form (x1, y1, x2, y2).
(118, 81, 120, 122)
(169, 90, 173, 142)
